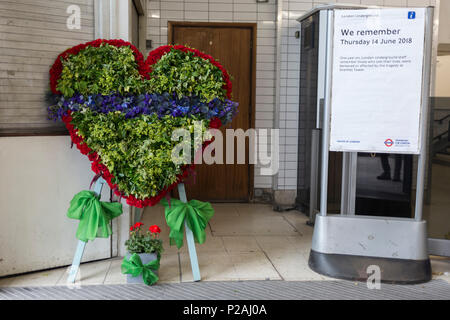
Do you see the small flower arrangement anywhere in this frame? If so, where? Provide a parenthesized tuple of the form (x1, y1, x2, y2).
(122, 222, 163, 285)
(125, 222, 163, 256)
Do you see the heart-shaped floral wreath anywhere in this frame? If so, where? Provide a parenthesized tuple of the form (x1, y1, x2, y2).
(48, 39, 238, 208)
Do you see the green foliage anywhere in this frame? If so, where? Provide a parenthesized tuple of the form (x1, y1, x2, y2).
(125, 229, 163, 255)
(70, 110, 208, 199)
(56, 43, 150, 97)
(149, 49, 226, 102)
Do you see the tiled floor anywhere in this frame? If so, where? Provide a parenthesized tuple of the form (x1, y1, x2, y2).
(0, 203, 449, 287)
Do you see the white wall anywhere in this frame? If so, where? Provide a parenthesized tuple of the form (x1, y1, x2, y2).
(435, 0, 450, 97)
(435, 55, 450, 97)
(0, 137, 132, 276)
(438, 0, 450, 44)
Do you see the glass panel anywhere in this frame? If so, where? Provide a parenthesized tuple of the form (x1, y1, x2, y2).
(355, 153, 413, 218)
(296, 13, 320, 211)
(424, 101, 450, 242)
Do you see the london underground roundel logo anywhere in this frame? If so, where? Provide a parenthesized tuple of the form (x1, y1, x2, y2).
(384, 139, 394, 147)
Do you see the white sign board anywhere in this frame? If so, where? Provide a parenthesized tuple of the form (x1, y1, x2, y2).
(329, 8, 426, 154)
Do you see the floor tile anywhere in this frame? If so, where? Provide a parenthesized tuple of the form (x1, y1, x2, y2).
(222, 236, 261, 253)
(281, 211, 314, 236)
(180, 252, 238, 282)
(287, 235, 313, 254)
(210, 215, 299, 236)
(255, 235, 298, 252)
(229, 252, 281, 280)
(160, 234, 187, 254)
(430, 256, 450, 283)
(210, 204, 240, 217)
(56, 259, 111, 286)
(235, 203, 279, 216)
(195, 235, 227, 253)
(3, 267, 65, 287)
(104, 258, 126, 285)
(164, 242, 187, 254)
(264, 251, 324, 281)
(158, 253, 181, 283)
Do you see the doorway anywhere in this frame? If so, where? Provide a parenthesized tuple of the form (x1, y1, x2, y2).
(131, 0, 146, 51)
(131, 1, 139, 48)
(168, 22, 256, 202)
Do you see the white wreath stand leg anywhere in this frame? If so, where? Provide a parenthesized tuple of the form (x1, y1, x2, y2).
(67, 179, 201, 283)
(67, 177, 105, 283)
(178, 183, 201, 281)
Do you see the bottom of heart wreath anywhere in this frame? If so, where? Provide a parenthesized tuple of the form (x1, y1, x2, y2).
(62, 110, 215, 208)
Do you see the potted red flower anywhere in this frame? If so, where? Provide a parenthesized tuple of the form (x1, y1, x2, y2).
(121, 223, 163, 285)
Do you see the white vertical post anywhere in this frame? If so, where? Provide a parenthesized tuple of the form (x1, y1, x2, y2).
(177, 183, 201, 281)
(309, 129, 320, 224)
(414, 7, 434, 222)
(67, 178, 105, 283)
(319, 10, 334, 216)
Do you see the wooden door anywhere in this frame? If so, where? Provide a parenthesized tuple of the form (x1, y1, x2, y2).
(169, 22, 255, 201)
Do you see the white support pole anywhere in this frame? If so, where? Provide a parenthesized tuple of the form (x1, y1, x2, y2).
(67, 177, 105, 283)
(414, 7, 434, 222)
(177, 183, 201, 281)
(319, 10, 334, 216)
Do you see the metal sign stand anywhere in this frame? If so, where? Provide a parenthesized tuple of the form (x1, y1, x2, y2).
(308, 7, 434, 284)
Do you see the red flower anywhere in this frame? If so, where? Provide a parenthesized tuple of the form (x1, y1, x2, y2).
(130, 226, 134, 232)
(209, 117, 222, 129)
(133, 222, 144, 229)
(149, 225, 161, 234)
(78, 142, 90, 155)
(88, 151, 98, 161)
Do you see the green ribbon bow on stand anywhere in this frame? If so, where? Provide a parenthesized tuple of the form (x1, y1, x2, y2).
(67, 190, 123, 242)
(161, 198, 214, 249)
(121, 253, 160, 286)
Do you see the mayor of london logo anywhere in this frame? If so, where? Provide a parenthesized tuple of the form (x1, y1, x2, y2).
(384, 139, 394, 147)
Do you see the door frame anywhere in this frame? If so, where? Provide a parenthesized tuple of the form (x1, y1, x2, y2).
(131, 0, 147, 53)
(168, 21, 257, 200)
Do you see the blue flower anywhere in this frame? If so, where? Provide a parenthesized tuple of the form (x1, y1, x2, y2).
(49, 93, 238, 125)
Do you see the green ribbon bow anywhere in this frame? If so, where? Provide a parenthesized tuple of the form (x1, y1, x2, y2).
(121, 253, 160, 286)
(67, 190, 123, 242)
(161, 198, 214, 249)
